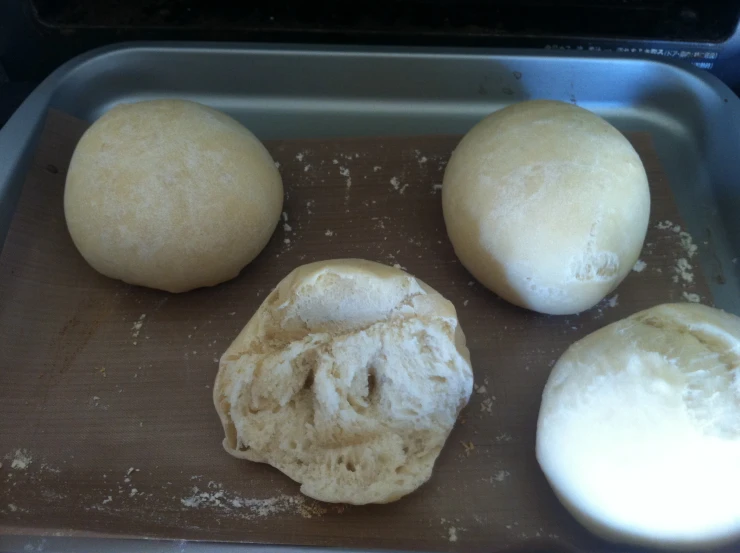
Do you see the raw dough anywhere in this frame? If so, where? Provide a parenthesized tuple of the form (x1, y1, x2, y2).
(213, 259, 474, 504)
(537, 303, 740, 550)
(442, 100, 650, 315)
(64, 99, 283, 293)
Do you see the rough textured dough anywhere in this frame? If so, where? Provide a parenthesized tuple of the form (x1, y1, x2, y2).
(442, 100, 650, 315)
(64, 99, 283, 293)
(537, 303, 740, 550)
(213, 259, 474, 504)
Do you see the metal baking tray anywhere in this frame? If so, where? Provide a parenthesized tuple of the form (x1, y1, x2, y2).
(1, 42, 739, 553)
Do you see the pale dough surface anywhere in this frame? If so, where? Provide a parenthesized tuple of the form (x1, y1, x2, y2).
(64, 99, 283, 293)
(442, 100, 650, 315)
(537, 303, 740, 550)
(214, 259, 474, 504)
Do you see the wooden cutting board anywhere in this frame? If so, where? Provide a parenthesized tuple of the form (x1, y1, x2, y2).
(0, 109, 715, 552)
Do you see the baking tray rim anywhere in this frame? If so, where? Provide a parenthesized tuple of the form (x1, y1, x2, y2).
(2, 40, 739, 214)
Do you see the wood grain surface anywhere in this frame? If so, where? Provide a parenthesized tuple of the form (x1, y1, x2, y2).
(0, 109, 714, 552)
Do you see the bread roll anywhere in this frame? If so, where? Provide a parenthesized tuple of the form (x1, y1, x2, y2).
(537, 303, 740, 550)
(213, 259, 474, 504)
(64, 99, 283, 293)
(442, 100, 650, 315)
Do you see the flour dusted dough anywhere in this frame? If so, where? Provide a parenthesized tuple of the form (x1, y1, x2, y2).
(442, 100, 650, 315)
(213, 259, 474, 504)
(64, 99, 283, 293)
(537, 303, 740, 550)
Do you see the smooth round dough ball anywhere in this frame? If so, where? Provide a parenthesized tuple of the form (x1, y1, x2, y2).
(64, 99, 283, 293)
(537, 303, 740, 550)
(442, 100, 650, 315)
(213, 259, 473, 504)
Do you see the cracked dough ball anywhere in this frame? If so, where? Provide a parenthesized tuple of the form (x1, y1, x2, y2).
(537, 303, 740, 550)
(442, 100, 649, 315)
(214, 259, 473, 504)
(64, 99, 283, 293)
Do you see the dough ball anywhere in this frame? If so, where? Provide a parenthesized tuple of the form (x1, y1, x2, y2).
(64, 99, 283, 293)
(537, 303, 740, 550)
(442, 100, 650, 315)
(214, 259, 473, 504)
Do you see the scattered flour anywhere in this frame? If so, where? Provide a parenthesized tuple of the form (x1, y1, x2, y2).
(448, 527, 458, 542)
(372, 217, 386, 230)
(657, 220, 699, 260)
(373, 166, 382, 172)
(491, 470, 510, 483)
(431, 183, 443, 194)
(606, 294, 619, 308)
(338, 166, 352, 192)
(180, 484, 319, 519)
(390, 177, 400, 190)
(325, 230, 334, 237)
(632, 259, 647, 272)
(131, 314, 146, 340)
(295, 153, 304, 162)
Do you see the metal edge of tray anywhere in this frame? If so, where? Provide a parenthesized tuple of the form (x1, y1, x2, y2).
(0, 535, 408, 553)
(1, 42, 739, 553)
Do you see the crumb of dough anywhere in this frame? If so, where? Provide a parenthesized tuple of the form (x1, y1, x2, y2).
(632, 260, 647, 272)
(461, 441, 475, 456)
(10, 449, 31, 470)
(675, 258, 694, 284)
(682, 292, 701, 303)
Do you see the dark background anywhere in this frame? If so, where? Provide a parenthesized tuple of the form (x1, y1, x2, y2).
(3, 0, 740, 127)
